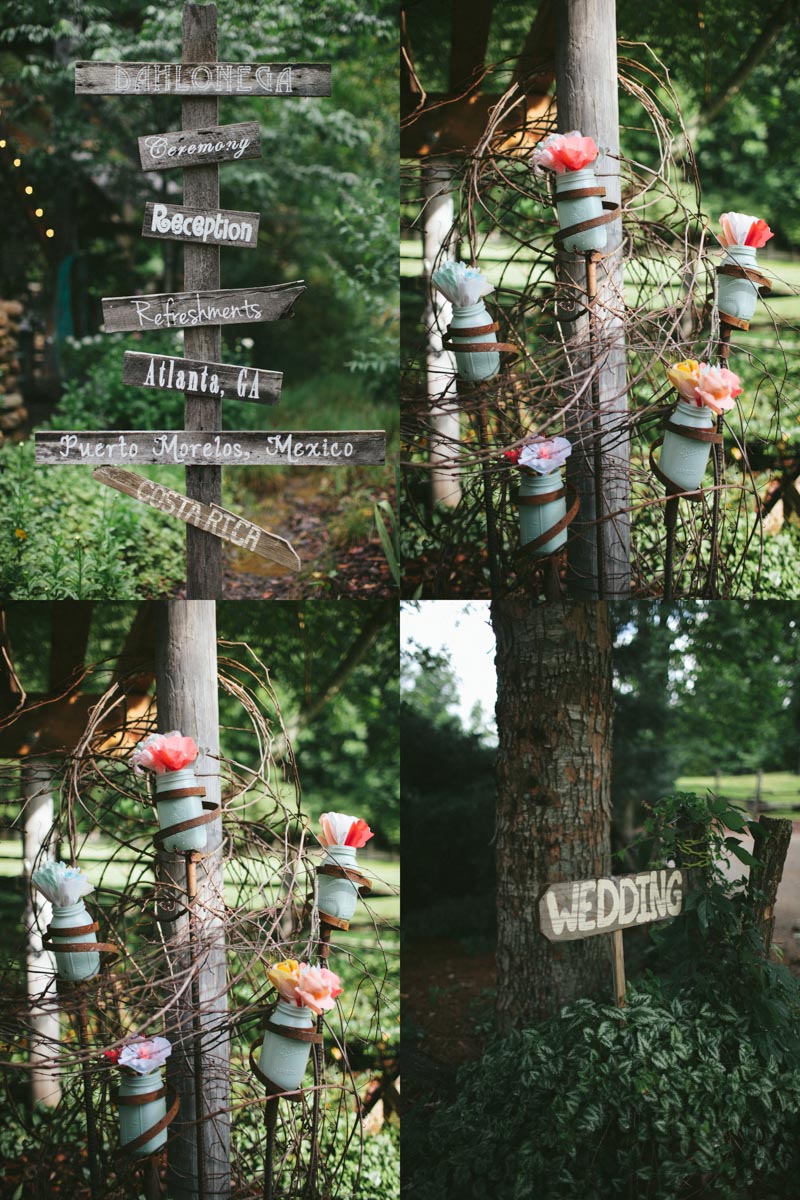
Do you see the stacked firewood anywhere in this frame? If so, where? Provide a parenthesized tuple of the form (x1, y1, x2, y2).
(0, 300, 25, 442)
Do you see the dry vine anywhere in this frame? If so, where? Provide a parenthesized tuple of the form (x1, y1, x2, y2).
(401, 43, 800, 598)
(0, 642, 398, 1198)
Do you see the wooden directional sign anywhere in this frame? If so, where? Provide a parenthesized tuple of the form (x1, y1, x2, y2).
(143, 202, 259, 249)
(75, 62, 331, 97)
(123, 351, 281, 406)
(538, 869, 685, 942)
(93, 466, 300, 570)
(36, 430, 386, 467)
(101, 282, 305, 333)
(138, 121, 261, 171)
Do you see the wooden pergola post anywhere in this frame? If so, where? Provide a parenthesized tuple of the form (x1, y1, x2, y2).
(155, 600, 229, 1199)
(555, 0, 630, 598)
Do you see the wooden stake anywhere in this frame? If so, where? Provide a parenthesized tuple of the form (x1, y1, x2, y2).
(264, 1097, 279, 1200)
(183, 3, 223, 599)
(611, 930, 626, 1008)
(76, 991, 104, 1200)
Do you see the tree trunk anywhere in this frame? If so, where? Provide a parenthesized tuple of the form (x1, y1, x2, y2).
(749, 814, 792, 953)
(555, 0, 630, 598)
(492, 600, 613, 1030)
(423, 163, 461, 508)
(155, 601, 230, 1199)
(22, 761, 61, 1107)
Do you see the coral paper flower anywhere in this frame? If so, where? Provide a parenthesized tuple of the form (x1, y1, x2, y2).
(130, 731, 199, 775)
(531, 130, 599, 175)
(320, 812, 374, 849)
(666, 360, 742, 414)
(295, 965, 343, 1015)
(118, 1037, 172, 1075)
(519, 436, 572, 474)
(719, 212, 773, 250)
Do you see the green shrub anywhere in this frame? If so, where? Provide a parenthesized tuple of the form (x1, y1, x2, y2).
(406, 986, 800, 1200)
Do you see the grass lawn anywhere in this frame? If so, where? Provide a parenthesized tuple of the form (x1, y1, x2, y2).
(676, 771, 800, 820)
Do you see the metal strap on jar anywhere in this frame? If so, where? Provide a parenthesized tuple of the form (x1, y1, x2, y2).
(553, 188, 621, 249)
(248, 1040, 305, 1103)
(514, 483, 580, 560)
(442, 319, 519, 360)
(152, 790, 222, 849)
(316, 863, 372, 893)
(43, 916, 120, 966)
(716, 262, 771, 330)
(114, 1084, 179, 1158)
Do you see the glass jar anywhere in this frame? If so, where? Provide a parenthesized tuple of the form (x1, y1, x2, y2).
(448, 301, 500, 381)
(49, 900, 100, 981)
(155, 766, 207, 853)
(118, 1069, 168, 1156)
(659, 401, 715, 492)
(518, 470, 568, 555)
(555, 167, 607, 253)
(258, 999, 315, 1091)
(317, 845, 361, 923)
(717, 244, 760, 324)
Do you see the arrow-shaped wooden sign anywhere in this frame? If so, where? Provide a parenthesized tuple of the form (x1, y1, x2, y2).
(101, 282, 305, 333)
(93, 466, 300, 570)
(122, 351, 281, 406)
(36, 430, 386, 467)
(75, 62, 331, 97)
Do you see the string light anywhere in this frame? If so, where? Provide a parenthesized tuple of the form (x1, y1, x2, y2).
(24, 185, 33, 195)
(45, 228, 54, 238)
(0, 139, 6, 148)
(12, 157, 20, 167)
(34, 208, 43, 217)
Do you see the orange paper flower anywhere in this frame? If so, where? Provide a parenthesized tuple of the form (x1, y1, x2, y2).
(719, 211, 773, 250)
(131, 731, 199, 775)
(320, 812, 374, 849)
(531, 130, 599, 175)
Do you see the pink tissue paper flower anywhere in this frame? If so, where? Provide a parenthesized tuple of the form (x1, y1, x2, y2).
(695, 364, 743, 415)
(531, 130, 599, 175)
(295, 964, 343, 1015)
(118, 1036, 172, 1075)
(131, 731, 198, 775)
(719, 211, 773, 250)
(519, 436, 572, 474)
(320, 812, 374, 849)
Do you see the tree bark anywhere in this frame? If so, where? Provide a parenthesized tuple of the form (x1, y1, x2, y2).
(555, 0, 630, 598)
(492, 600, 613, 1031)
(748, 814, 792, 953)
(22, 761, 61, 1107)
(423, 163, 461, 508)
(156, 601, 229, 1199)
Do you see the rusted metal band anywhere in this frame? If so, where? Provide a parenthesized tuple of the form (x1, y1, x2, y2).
(648, 437, 705, 502)
(446, 320, 499, 337)
(44, 917, 120, 964)
(114, 1086, 179, 1158)
(442, 338, 519, 356)
(46, 919, 99, 937)
(716, 263, 771, 291)
(249, 1041, 305, 1102)
(318, 910, 351, 931)
(155, 786, 207, 801)
(152, 800, 221, 849)
(514, 484, 579, 560)
(555, 185, 606, 200)
(516, 486, 567, 506)
(316, 863, 372, 891)
(719, 311, 751, 331)
(264, 1020, 323, 1045)
(553, 200, 620, 248)
(115, 1085, 168, 1106)
(663, 421, 723, 444)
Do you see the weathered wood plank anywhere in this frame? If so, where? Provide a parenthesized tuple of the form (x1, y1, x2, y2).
(143, 202, 260, 249)
(538, 869, 686, 942)
(75, 61, 331, 97)
(123, 351, 281, 406)
(101, 282, 305, 333)
(36, 430, 386, 467)
(138, 121, 261, 170)
(93, 466, 300, 569)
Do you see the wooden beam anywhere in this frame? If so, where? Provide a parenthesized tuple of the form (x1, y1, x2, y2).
(48, 602, 93, 695)
(449, 0, 494, 95)
(400, 92, 552, 157)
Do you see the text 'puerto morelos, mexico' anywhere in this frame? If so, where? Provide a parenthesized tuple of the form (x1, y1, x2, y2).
(49, 433, 363, 464)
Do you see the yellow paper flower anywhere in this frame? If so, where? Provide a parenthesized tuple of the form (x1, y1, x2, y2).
(666, 360, 701, 403)
(267, 959, 301, 1004)
(14, 528, 27, 540)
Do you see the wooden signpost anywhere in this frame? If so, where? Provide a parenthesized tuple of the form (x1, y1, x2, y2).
(93, 466, 300, 569)
(538, 868, 686, 1007)
(49, 4, 382, 601)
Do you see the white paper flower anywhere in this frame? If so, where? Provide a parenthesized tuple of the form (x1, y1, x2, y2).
(31, 861, 94, 907)
(320, 812, 374, 849)
(519, 436, 572, 474)
(431, 260, 494, 308)
(119, 1036, 172, 1075)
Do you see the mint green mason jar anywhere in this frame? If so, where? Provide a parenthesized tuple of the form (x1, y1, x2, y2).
(518, 470, 568, 555)
(318, 845, 360, 923)
(118, 1069, 168, 1156)
(49, 900, 100, 981)
(555, 167, 607, 253)
(155, 766, 207, 853)
(717, 244, 759, 324)
(258, 999, 315, 1091)
(659, 401, 715, 492)
(448, 301, 500, 381)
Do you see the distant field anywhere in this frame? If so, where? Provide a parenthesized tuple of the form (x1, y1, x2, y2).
(676, 772, 800, 820)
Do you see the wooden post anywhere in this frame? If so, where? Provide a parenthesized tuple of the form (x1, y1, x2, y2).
(749, 814, 792, 953)
(423, 163, 461, 508)
(611, 929, 626, 1008)
(183, 3, 223, 599)
(22, 761, 61, 1108)
(155, 600, 229, 1199)
(555, 0, 630, 599)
